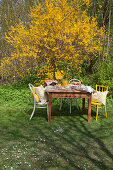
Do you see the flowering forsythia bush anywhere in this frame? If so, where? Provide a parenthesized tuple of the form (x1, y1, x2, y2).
(0, 0, 104, 81)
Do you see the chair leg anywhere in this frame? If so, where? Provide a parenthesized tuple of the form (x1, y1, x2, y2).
(105, 105, 107, 118)
(68, 99, 70, 105)
(69, 99, 79, 114)
(70, 99, 72, 114)
(47, 103, 49, 116)
(96, 105, 98, 121)
(30, 104, 36, 120)
(76, 99, 79, 109)
(60, 98, 63, 111)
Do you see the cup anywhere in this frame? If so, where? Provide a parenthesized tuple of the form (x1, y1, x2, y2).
(62, 79, 68, 87)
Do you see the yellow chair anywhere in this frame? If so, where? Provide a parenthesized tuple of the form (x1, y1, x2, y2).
(91, 85, 108, 120)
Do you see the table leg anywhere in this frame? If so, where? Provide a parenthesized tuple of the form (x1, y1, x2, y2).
(82, 98, 85, 113)
(88, 96, 91, 123)
(48, 94, 52, 122)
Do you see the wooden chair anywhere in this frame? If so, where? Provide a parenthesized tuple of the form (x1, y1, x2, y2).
(91, 85, 108, 120)
(29, 83, 49, 120)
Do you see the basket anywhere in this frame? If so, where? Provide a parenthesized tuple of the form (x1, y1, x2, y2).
(69, 79, 81, 85)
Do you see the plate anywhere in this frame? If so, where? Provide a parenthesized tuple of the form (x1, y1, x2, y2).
(74, 88, 87, 92)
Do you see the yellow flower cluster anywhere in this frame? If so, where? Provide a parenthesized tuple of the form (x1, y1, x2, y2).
(0, 0, 105, 81)
(55, 70, 64, 80)
(45, 72, 54, 80)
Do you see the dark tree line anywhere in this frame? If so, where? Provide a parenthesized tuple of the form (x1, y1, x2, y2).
(0, 0, 36, 59)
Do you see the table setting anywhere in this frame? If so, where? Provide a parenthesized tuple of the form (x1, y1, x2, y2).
(44, 79, 95, 93)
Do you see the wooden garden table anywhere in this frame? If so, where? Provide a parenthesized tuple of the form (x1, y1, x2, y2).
(45, 89, 92, 123)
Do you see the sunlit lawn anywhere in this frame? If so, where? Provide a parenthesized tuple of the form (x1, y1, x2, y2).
(0, 84, 113, 170)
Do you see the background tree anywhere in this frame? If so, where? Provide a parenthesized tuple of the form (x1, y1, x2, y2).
(86, 0, 113, 72)
(0, 0, 36, 62)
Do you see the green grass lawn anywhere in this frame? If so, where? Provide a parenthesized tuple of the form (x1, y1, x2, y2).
(0, 84, 113, 170)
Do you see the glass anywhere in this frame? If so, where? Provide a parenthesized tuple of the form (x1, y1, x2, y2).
(62, 79, 68, 87)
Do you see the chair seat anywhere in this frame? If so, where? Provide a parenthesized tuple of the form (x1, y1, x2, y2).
(91, 101, 103, 105)
(36, 102, 48, 105)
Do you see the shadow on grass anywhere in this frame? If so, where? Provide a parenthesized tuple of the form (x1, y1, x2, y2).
(27, 100, 97, 122)
(22, 102, 113, 169)
(0, 99, 113, 169)
(42, 122, 112, 169)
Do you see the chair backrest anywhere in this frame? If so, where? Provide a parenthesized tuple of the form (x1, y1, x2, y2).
(29, 83, 42, 103)
(69, 79, 81, 85)
(29, 83, 36, 99)
(96, 85, 108, 92)
(29, 83, 34, 89)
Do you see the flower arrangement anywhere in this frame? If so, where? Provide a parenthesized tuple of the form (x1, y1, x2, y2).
(55, 70, 64, 80)
(55, 70, 64, 85)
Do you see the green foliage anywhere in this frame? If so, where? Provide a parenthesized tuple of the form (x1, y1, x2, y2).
(6, 68, 41, 89)
(81, 57, 113, 98)
(0, 84, 30, 107)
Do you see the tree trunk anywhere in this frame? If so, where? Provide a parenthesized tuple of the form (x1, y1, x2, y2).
(106, 0, 111, 61)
